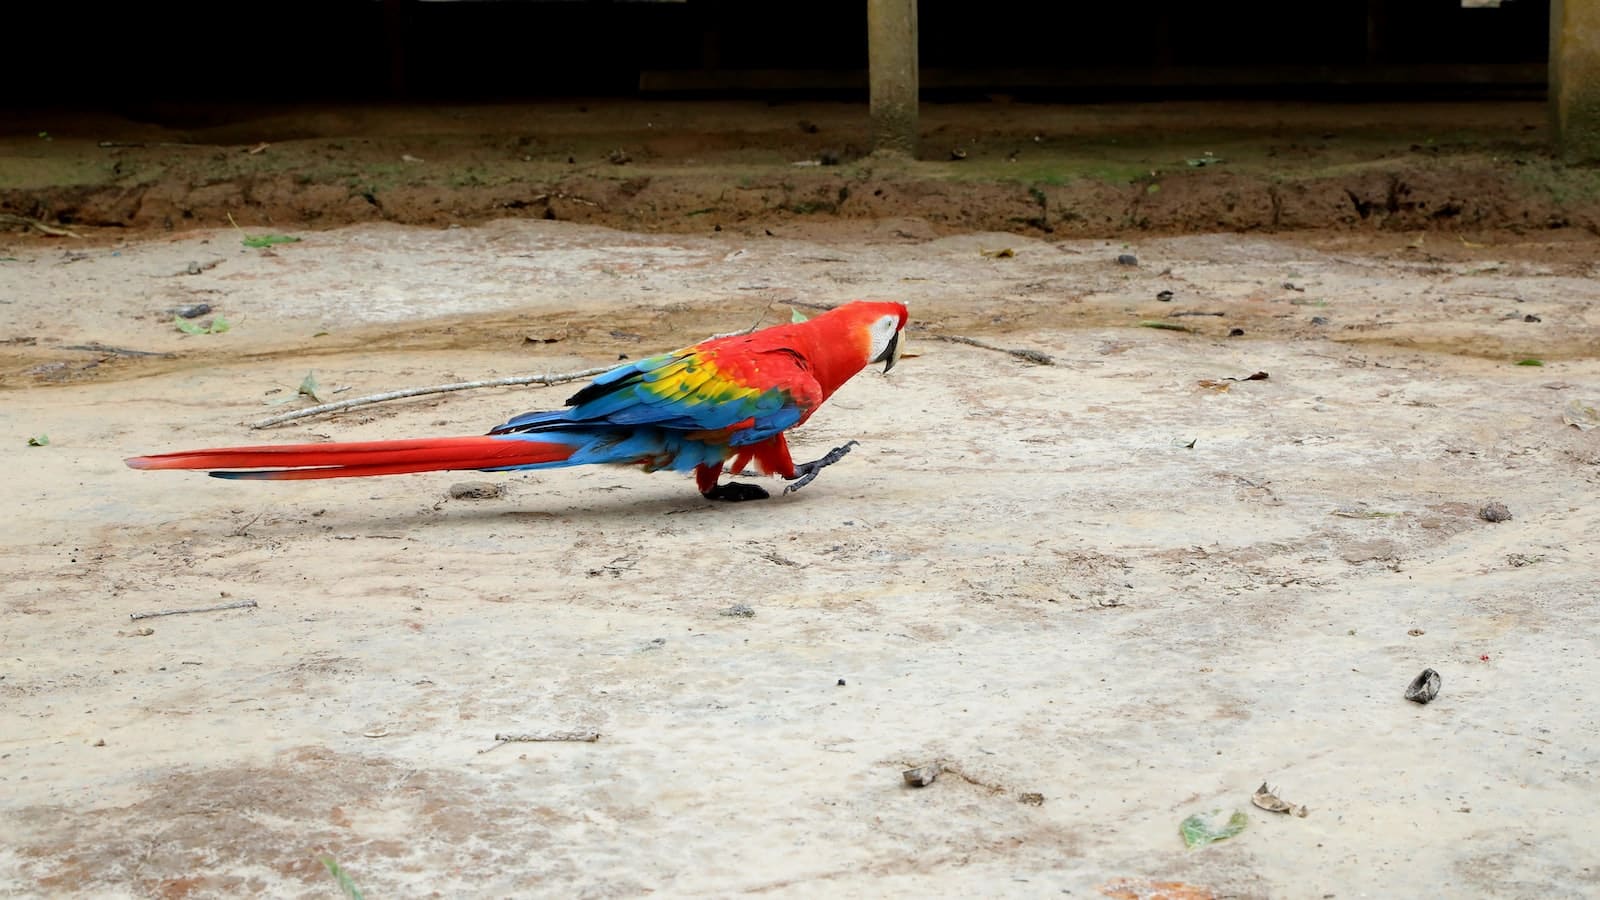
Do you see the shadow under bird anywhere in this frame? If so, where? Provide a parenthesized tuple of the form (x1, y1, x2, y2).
(126, 301, 908, 501)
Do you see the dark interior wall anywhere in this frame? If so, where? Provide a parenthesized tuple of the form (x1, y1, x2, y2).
(11, 0, 1550, 107)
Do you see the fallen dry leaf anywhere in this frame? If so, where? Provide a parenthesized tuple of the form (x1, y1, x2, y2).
(1252, 782, 1309, 817)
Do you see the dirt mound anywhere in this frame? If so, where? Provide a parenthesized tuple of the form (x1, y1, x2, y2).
(3, 101, 1597, 242)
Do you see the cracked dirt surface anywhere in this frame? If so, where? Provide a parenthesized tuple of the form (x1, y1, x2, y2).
(2, 219, 1598, 897)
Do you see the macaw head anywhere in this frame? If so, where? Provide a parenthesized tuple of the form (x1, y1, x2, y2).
(815, 300, 907, 373)
(864, 305, 908, 373)
(782, 300, 910, 400)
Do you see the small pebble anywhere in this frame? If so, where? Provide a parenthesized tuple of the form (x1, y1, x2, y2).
(1405, 668, 1442, 704)
(173, 303, 212, 319)
(1478, 502, 1512, 523)
(1156, 290, 1174, 302)
(837, 678, 846, 686)
(448, 482, 505, 500)
(1116, 253, 1139, 266)
(1018, 792, 1045, 806)
(1524, 314, 1541, 323)
(903, 764, 941, 787)
(1310, 316, 1330, 326)
(720, 603, 755, 618)
(1228, 328, 1245, 337)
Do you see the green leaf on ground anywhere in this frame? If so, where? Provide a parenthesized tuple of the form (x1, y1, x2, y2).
(320, 857, 365, 900)
(174, 315, 231, 335)
(298, 371, 326, 403)
(242, 234, 301, 248)
(1180, 809, 1248, 848)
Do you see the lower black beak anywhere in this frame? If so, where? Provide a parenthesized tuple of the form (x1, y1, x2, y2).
(880, 332, 901, 373)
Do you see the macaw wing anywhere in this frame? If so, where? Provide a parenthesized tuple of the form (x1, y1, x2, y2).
(493, 346, 820, 446)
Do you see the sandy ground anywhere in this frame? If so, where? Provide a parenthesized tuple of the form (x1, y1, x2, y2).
(2, 219, 1599, 898)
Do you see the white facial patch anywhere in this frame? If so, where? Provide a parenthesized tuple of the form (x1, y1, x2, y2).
(868, 314, 903, 365)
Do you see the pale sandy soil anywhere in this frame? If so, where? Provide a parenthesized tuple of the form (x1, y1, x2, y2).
(2, 219, 1599, 899)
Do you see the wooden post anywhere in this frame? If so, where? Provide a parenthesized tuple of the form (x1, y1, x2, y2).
(868, 0, 919, 158)
(1551, 0, 1600, 163)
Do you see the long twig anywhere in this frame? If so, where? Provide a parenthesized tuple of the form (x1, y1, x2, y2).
(479, 730, 601, 753)
(0, 212, 83, 239)
(251, 367, 613, 429)
(924, 333, 1055, 366)
(63, 342, 177, 358)
(130, 599, 258, 621)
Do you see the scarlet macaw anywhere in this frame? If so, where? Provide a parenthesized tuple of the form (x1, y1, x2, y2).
(126, 301, 908, 501)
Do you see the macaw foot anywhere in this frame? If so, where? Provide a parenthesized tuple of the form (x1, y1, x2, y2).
(784, 440, 860, 494)
(703, 481, 771, 502)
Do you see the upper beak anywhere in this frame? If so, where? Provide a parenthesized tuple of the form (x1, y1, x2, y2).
(880, 331, 903, 373)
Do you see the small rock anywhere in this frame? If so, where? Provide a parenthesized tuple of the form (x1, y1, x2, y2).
(1018, 792, 1045, 806)
(1156, 290, 1174, 302)
(949, 148, 968, 161)
(1310, 316, 1329, 326)
(173, 303, 212, 319)
(448, 481, 505, 500)
(607, 148, 631, 165)
(720, 603, 755, 618)
(93, 739, 106, 747)
(903, 764, 941, 787)
(1478, 502, 1512, 523)
(1405, 667, 1442, 704)
(1116, 253, 1139, 266)
(1228, 328, 1245, 337)
(1524, 314, 1541, 323)
(837, 678, 846, 686)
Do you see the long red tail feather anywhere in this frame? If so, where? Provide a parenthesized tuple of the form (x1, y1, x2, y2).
(125, 436, 574, 480)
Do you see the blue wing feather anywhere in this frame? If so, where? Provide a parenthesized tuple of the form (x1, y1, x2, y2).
(490, 345, 814, 445)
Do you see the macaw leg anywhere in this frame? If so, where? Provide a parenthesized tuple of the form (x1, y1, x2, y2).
(783, 440, 860, 494)
(695, 462, 770, 502)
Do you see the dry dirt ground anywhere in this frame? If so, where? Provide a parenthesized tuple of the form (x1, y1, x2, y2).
(2, 214, 1598, 898)
(5, 100, 1600, 240)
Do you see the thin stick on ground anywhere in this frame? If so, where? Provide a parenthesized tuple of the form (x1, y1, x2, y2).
(130, 599, 258, 621)
(773, 300, 1056, 365)
(0, 212, 83, 239)
(479, 730, 601, 753)
(922, 333, 1055, 366)
(251, 367, 614, 429)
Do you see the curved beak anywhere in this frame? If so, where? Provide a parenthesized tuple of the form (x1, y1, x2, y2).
(877, 331, 903, 373)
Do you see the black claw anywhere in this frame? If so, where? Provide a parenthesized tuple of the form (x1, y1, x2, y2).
(703, 481, 771, 503)
(784, 440, 860, 494)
